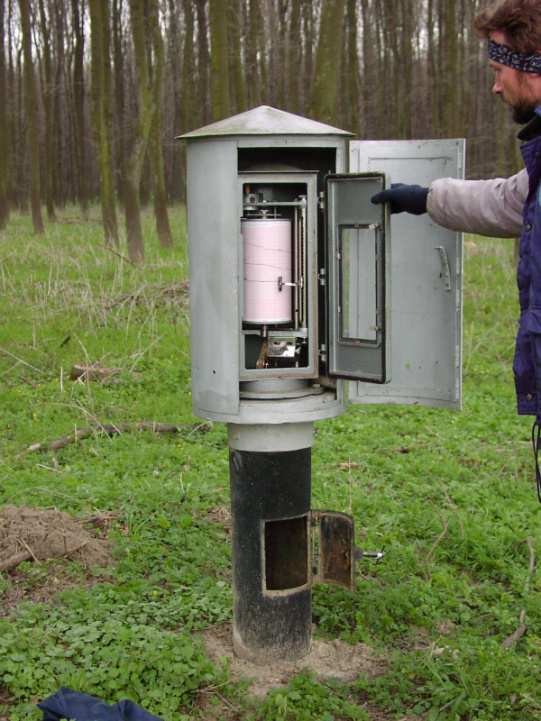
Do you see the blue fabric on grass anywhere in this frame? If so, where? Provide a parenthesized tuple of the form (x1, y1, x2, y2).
(38, 688, 163, 721)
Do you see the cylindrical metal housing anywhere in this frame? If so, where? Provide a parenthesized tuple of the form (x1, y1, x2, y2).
(242, 218, 292, 324)
(229, 445, 312, 663)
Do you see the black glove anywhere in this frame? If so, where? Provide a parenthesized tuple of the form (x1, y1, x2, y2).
(371, 183, 429, 215)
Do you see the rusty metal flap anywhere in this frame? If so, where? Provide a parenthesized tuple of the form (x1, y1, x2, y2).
(311, 511, 355, 590)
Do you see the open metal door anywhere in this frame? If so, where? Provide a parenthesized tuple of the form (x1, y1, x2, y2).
(311, 511, 355, 590)
(326, 173, 390, 383)
(348, 140, 465, 409)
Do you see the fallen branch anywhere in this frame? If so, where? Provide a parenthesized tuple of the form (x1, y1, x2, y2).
(23, 421, 211, 454)
(100, 242, 137, 267)
(0, 541, 94, 574)
(502, 537, 536, 649)
(70, 364, 121, 382)
(104, 281, 189, 311)
(0, 551, 31, 573)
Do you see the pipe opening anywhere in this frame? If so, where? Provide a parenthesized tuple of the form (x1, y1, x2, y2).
(264, 515, 309, 591)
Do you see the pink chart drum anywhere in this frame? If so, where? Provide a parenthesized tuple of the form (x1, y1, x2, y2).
(242, 218, 293, 324)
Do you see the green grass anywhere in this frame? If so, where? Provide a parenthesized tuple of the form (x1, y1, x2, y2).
(1, 212, 540, 721)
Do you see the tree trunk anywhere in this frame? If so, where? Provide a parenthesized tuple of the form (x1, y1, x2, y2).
(229, 0, 246, 113)
(0, 0, 9, 228)
(301, 0, 314, 114)
(37, 0, 56, 220)
(286, 0, 301, 114)
(245, 0, 260, 108)
(167, 0, 184, 199)
(209, 0, 230, 120)
(195, 0, 211, 124)
(19, 0, 44, 234)
(71, 0, 88, 217)
(310, 0, 346, 124)
(340, 0, 361, 134)
(443, 0, 459, 136)
(89, 0, 119, 246)
(398, 0, 414, 137)
(112, 0, 126, 205)
(149, 1, 172, 248)
(123, 0, 158, 263)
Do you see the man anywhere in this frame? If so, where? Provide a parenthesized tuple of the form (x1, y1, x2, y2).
(372, 0, 541, 501)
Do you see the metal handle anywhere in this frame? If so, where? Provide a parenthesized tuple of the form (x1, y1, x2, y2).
(277, 276, 297, 292)
(435, 246, 452, 292)
(354, 547, 385, 562)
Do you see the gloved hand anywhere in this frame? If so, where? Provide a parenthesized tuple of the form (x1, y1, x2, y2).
(371, 183, 429, 215)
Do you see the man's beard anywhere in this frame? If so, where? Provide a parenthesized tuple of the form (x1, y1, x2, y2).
(512, 100, 537, 124)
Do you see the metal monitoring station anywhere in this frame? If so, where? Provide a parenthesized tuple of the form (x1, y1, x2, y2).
(180, 105, 464, 664)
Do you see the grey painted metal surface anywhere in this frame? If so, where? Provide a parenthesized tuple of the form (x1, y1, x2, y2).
(198, 388, 345, 424)
(228, 422, 315, 451)
(184, 117, 350, 424)
(327, 174, 390, 382)
(348, 139, 465, 409)
(180, 105, 354, 139)
(187, 139, 240, 416)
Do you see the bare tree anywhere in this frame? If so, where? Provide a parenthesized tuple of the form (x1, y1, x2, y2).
(37, 0, 56, 220)
(149, 1, 173, 248)
(209, 0, 230, 120)
(112, 0, 126, 205)
(229, 0, 246, 113)
(19, 0, 44, 234)
(123, 0, 160, 263)
(310, 0, 347, 124)
(0, 0, 8, 228)
(71, 0, 88, 216)
(195, 0, 211, 124)
(89, 0, 119, 245)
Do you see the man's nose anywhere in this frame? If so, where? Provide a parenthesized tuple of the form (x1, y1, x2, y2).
(492, 81, 502, 95)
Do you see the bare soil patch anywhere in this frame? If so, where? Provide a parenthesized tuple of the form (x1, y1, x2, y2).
(202, 624, 387, 698)
(0, 505, 113, 613)
(0, 505, 111, 571)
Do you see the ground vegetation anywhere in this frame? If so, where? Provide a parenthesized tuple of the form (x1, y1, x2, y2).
(0, 212, 539, 721)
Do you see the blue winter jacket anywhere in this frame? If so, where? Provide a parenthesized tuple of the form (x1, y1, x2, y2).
(515, 107, 541, 418)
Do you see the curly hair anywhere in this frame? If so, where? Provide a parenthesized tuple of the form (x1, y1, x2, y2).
(475, 0, 541, 54)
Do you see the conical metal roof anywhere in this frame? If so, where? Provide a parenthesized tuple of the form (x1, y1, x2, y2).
(179, 105, 353, 139)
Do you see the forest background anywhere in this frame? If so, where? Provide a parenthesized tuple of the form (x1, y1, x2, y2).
(0, 0, 522, 262)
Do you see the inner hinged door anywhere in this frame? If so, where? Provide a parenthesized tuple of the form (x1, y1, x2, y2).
(326, 173, 390, 383)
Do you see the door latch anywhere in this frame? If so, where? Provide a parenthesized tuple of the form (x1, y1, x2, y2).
(435, 246, 452, 292)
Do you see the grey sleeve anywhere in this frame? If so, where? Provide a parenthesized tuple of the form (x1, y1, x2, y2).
(426, 169, 528, 238)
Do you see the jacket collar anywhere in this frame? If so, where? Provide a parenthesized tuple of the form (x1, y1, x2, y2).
(518, 106, 541, 142)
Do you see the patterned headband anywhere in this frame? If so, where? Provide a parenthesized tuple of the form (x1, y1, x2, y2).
(489, 40, 541, 74)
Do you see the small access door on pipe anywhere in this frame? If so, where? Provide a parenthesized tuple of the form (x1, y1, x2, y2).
(348, 139, 465, 409)
(326, 173, 390, 383)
